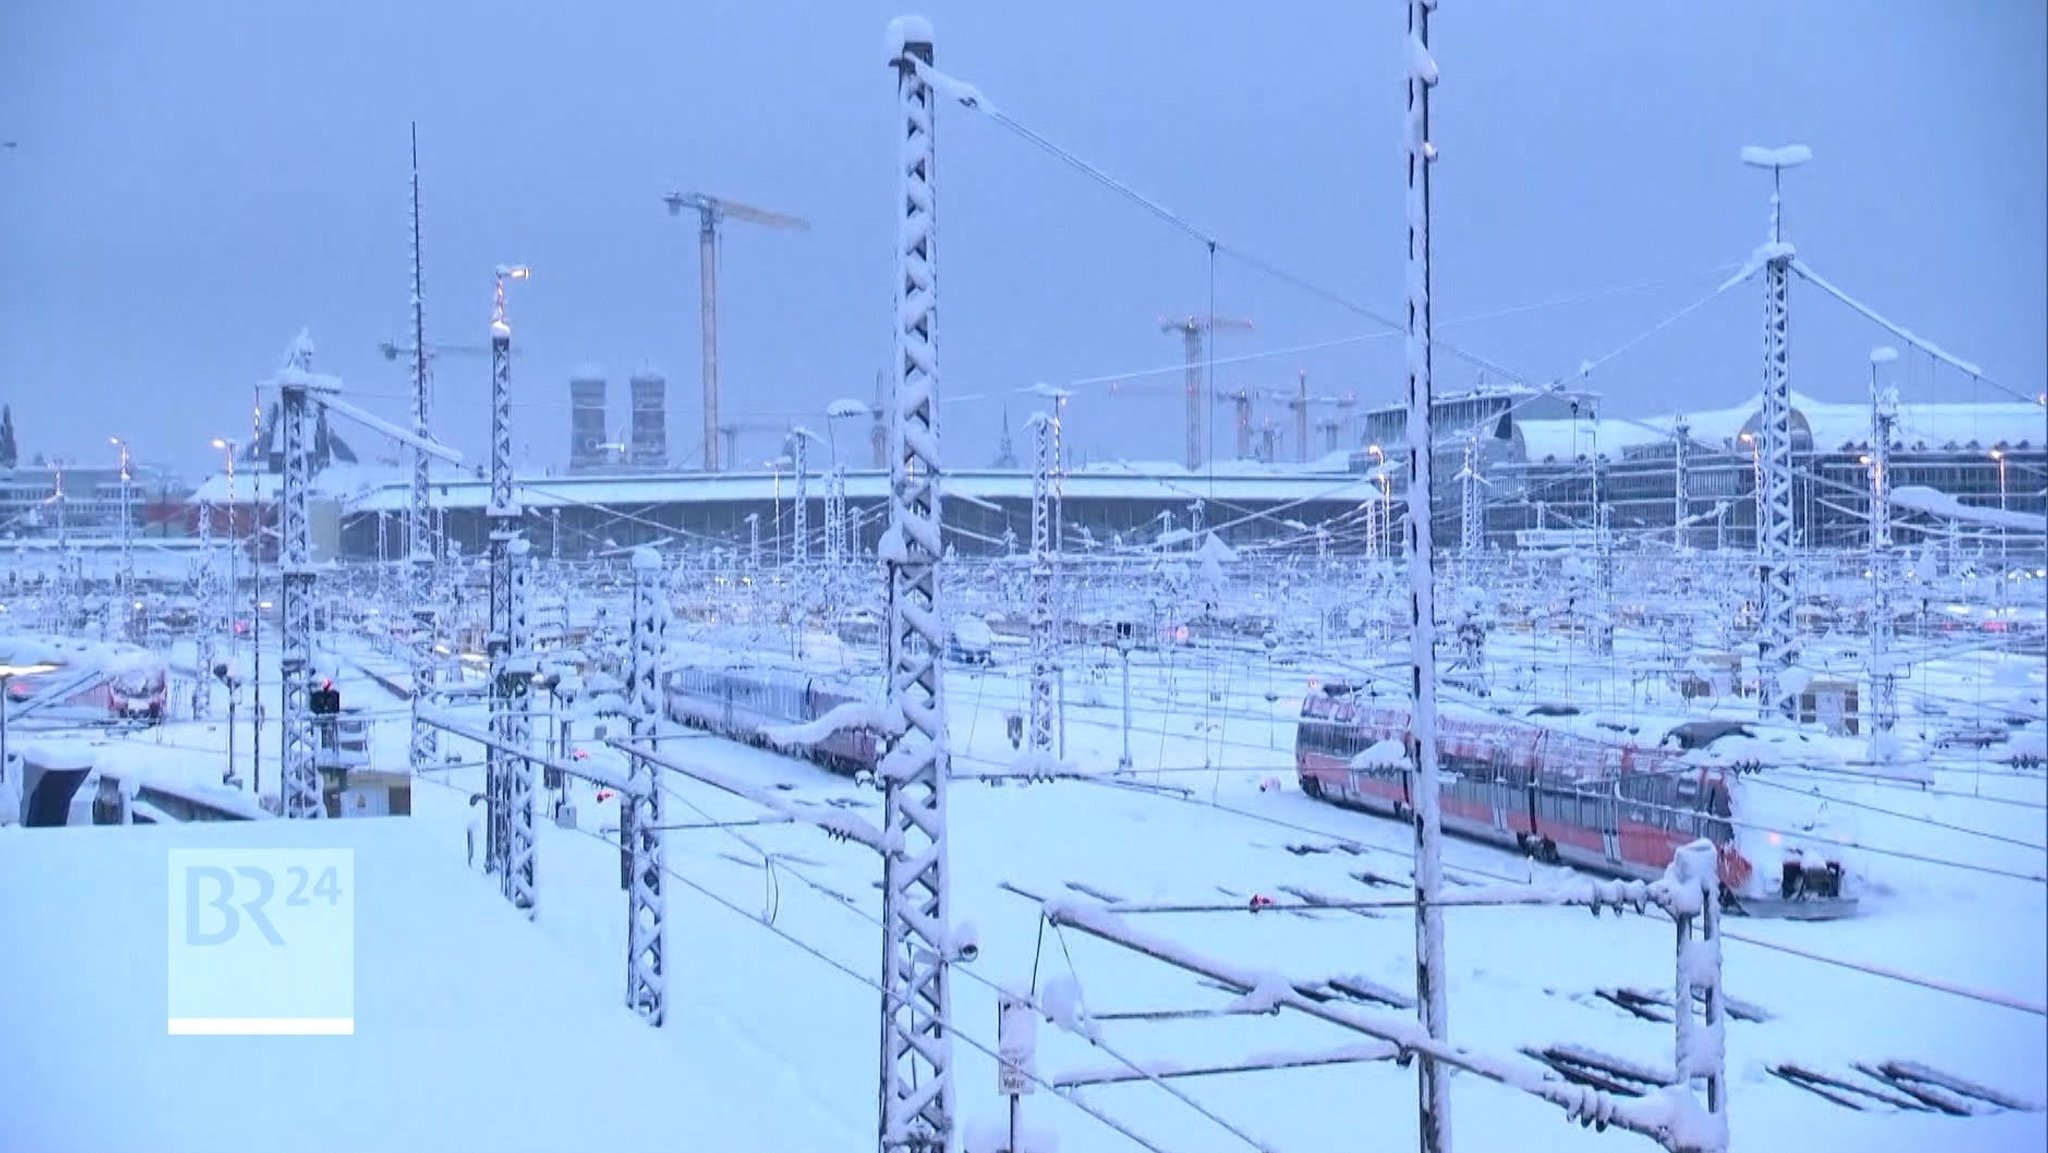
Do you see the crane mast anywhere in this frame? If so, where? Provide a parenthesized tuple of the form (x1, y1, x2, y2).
(663, 192, 809, 474)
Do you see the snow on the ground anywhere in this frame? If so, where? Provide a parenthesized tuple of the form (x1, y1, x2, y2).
(0, 816, 865, 1153)
(2, 627, 2043, 1153)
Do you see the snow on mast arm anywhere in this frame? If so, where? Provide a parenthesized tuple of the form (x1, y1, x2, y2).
(1789, 258, 1984, 378)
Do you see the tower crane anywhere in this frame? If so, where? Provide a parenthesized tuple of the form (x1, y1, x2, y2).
(1213, 385, 1258, 461)
(1159, 314, 1252, 470)
(662, 192, 809, 474)
(380, 339, 505, 362)
(718, 417, 795, 469)
(1262, 375, 1359, 462)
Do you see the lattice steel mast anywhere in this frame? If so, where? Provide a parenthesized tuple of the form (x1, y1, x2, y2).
(276, 334, 325, 819)
(485, 263, 535, 910)
(1028, 412, 1055, 756)
(625, 548, 668, 1022)
(408, 123, 440, 772)
(879, 17, 956, 1151)
(1745, 146, 1806, 714)
(1673, 413, 1691, 550)
(1867, 347, 1900, 739)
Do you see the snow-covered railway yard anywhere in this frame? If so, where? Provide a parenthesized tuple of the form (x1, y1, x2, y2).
(5, 5, 2045, 1151)
(2, 622, 2041, 1153)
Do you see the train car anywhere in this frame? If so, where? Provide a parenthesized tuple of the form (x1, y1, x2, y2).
(665, 662, 884, 776)
(0, 636, 169, 725)
(1295, 683, 1855, 919)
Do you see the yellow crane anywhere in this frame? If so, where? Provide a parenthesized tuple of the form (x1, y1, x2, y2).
(663, 192, 808, 472)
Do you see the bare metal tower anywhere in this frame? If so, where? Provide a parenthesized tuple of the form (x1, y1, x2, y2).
(880, 17, 955, 1151)
(570, 366, 608, 472)
(1403, 2, 1451, 1149)
(629, 368, 668, 470)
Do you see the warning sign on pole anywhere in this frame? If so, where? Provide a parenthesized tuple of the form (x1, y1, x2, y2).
(997, 995, 1037, 1096)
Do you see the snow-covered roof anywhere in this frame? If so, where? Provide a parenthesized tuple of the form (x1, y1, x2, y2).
(1513, 418, 1667, 463)
(342, 466, 1380, 515)
(1791, 392, 2044, 453)
(186, 463, 419, 506)
(1555, 390, 2044, 457)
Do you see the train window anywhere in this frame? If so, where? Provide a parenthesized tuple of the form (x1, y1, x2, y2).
(1674, 774, 1701, 811)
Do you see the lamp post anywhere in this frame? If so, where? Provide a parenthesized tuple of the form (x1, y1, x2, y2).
(0, 662, 60, 792)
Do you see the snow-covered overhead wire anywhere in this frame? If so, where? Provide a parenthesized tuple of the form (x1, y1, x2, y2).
(920, 62, 1539, 387)
(1744, 775, 2047, 852)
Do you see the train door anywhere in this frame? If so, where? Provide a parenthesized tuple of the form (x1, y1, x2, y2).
(1487, 745, 1510, 834)
(1598, 749, 1624, 863)
(1598, 781, 1623, 863)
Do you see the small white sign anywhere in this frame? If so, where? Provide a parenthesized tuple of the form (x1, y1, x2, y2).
(998, 995, 1037, 1096)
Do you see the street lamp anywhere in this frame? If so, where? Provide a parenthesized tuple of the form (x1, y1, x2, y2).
(0, 661, 60, 794)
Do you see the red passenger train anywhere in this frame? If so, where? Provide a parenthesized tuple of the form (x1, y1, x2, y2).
(1295, 683, 1856, 918)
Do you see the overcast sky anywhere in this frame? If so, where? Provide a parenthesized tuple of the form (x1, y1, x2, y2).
(2, 1, 2042, 479)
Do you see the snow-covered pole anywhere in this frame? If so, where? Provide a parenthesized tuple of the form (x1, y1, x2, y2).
(1403, 3, 1452, 1149)
(1670, 840, 1729, 1152)
(1458, 436, 1482, 555)
(115, 438, 132, 630)
(1742, 145, 1807, 716)
(500, 536, 536, 915)
(880, 16, 956, 1152)
(1867, 347, 1899, 739)
(194, 502, 215, 718)
(625, 547, 667, 1023)
(1673, 415, 1691, 551)
(826, 466, 847, 622)
(276, 335, 324, 820)
(1592, 449, 1615, 656)
(485, 263, 529, 872)
(1028, 413, 1056, 756)
(793, 430, 811, 570)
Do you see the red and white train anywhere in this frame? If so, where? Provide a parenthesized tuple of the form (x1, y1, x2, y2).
(0, 636, 169, 725)
(1295, 683, 1856, 918)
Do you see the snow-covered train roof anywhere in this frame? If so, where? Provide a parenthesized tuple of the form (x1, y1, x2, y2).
(0, 632, 162, 669)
